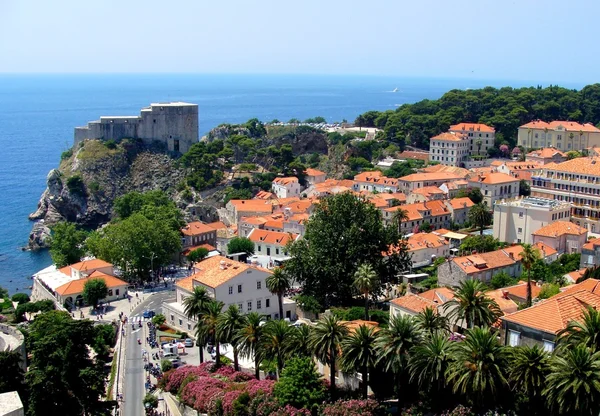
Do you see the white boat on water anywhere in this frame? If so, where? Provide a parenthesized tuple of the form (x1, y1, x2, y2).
(392, 87, 398, 92)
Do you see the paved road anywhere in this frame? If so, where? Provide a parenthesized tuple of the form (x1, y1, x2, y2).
(123, 291, 175, 416)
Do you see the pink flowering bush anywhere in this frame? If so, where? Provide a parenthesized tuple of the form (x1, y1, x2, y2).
(322, 399, 380, 416)
(181, 376, 227, 412)
(268, 404, 311, 415)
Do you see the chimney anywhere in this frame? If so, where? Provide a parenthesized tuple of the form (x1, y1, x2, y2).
(502, 290, 509, 299)
(508, 252, 514, 260)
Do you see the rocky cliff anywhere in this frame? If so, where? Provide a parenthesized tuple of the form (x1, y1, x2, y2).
(27, 139, 218, 250)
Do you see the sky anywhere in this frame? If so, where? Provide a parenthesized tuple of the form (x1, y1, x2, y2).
(1, 0, 599, 83)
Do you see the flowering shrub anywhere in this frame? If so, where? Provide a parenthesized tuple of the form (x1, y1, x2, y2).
(268, 404, 311, 415)
(322, 399, 380, 416)
(440, 405, 474, 416)
(0, 315, 6, 323)
(181, 376, 227, 412)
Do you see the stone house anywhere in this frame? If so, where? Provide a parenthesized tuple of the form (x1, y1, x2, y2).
(531, 221, 588, 254)
(581, 237, 600, 268)
(305, 168, 327, 186)
(226, 200, 273, 224)
(181, 222, 218, 250)
(468, 172, 520, 206)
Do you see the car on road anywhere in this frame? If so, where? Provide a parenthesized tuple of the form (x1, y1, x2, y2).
(184, 338, 194, 347)
(168, 357, 182, 368)
(142, 310, 155, 319)
(162, 352, 178, 359)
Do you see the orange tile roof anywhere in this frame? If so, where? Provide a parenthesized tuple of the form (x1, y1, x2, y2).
(521, 120, 600, 133)
(452, 248, 517, 274)
(206, 221, 227, 230)
(353, 171, 383, 182)
(399, 172, 465, 183)
(240, 216, 268, 226)
(419, 287, 455, 304)
(543, 157, 600, 176)
(305, 168, 326, 177)
(182, 244, 217, 256)
(501, 289, 600, 334)
(565, 268, 586, 283)
(421, 164, 470, 177)
(254, 191, 274, 200)
(273, 177, 299, 185)
(281, 200, 313, 214)
(557, 278, 600, 298)
(430, 132, 466, 142)
(485, 290, 518, 314)
(188, 255, 272, 289)
(229, 199, 273, 213)
(181, 221, 215, 236)
(500, 161, 542, 171)
(342, 319, 380, 332)
(527, 148, 567, 159)
(469, 172, 520, 185)
(412, 186, 445, 197)
(448, 197, 474, 209)
(502, 281, 542, 301)
(264, 219, 284, 229)
(433, 228, 454, 236)
(55, 272, 127, 296)
(176, 275, 195, 292)
(288, 213, 310, 223)
(68, 259, 113, 272)
(406, 233, 448, 251)
(533, 221, 587, 237)
(390, 293, 437, 314)
(583, 237, 600, 251)
(449, 122, 495, 133)
(532, 241, 558, 258)
(397, 151, 430, 161)
(247, 229, 298, 246)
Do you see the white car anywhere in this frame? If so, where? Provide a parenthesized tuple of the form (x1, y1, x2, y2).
(184, 338, 194, 347)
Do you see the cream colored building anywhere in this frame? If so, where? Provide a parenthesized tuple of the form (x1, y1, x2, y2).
(272, 177, 301, 198)
(532, 221, 587, 255)
(493, 197, 572, 245)
(531, 157, 600, 232)
(518, 120, 600, 151)
(428, 132, 470, 166)
(449, 122, 496, 156)
(468, 172, 520, 206)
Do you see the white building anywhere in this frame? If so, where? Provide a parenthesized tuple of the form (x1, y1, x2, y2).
(163, 256, 297, 332)
(428, 132, 470, 166)
(247, 229, 299, 259)
(493, 197, 572, 245)
(518, 120, 600, 151)
(305, 168, 327, 186)
(272, 177, 301, 198)
(468, 172, 520, 206)
(448, 122, 496, 156)
(405, 233, 449, 268)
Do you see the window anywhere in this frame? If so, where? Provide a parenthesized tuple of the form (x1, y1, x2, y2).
(257, 300, 262, 309)
(179, 319, 183, 326)
(188, 323, 191, 330)
(170, 314, 174, 322)
(508, 330, 520, 346)
(247, 301, 252, 311)
(238, 284, 242, 293)
(257, 281, 262, 290)
(276, 248, 280, 255)
(258, 245, 262, 252)
(519, 212, 523, 218)
(108, 289, 113, 296)
(238, 303, 243, 311)
(228, 286, 233, 295)
(116, 289, 120, 296)
(266, 299, 270, 308)
(518, 227, 522, 234)
(543, 340, 555, 352)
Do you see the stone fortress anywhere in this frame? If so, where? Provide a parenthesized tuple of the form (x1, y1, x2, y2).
(74, 102, 199, 154)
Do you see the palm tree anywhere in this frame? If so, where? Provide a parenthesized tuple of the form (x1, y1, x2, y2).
(260, 319, 293, 379)
(393, 208, 409, 235)
(309, 315, 349, 399)
(183, 286, 211, 362)
(216, 305, 245, 371)
(557, 306, 600, 351)
(340, 324, 379, 398)
(408, 333, 453, 394)
(468, 203, 492, 235)
(353, 264, 378, 321)
(199, 299, 224, 368)
(414, 306, 449, 336)
(446, 326, 508, 408)
(508, 345, 549, 414)
(288, 324, 313, 357)
(519, 244, 540, 307)
(266, 267, 291, 320)
(376, 314, 423, 403)
(544, 345, 600, 415)
(443, 280, 501, 329)
(238, 312, 265, 379)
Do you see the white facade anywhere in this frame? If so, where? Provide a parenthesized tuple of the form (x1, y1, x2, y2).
(429, 133, 470, 166)
(272, 178, 301, 198)
(493, 197, 572, 244)
(468, 173, 520, 206)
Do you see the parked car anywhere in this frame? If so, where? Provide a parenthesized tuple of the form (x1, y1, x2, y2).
(168, 357, 182, 368)
(184, 338, 194, 347)
(162, 352, 178, 359)
(143, 310, 156, 319)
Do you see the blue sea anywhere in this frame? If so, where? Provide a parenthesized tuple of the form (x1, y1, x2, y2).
(0, 74, 578, 294)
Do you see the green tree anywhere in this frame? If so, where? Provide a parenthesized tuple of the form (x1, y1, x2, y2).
(408, 333, 453, 399)
(11, 293, 30, 304)
(392, 208, 409, 235)
(266, 268, 291, 320)
(443, 280, 502, 329)
(446, 327, 509, 409)
(151, 313, 166, 326)
(557, 306, 600, 351)
(187, 247, 209, 264)
(82, 278, 108, 309)
(414, 306, 449, 336)
(0, 351, 26, 400)
(544, 345, 600, 416)
(309, 315, 349, 399)
(216, 305, 245, 371)
(508, 345, 550, 415)
(376, 314, 423, 404)
(468, 203, 492, 235)
(197, 300, 224, 368)
(418, 222, 432, 232)
(273, 357, 326, 411)
(238, 312, 265, 379)
(467, 188, 483, 204)
(537, 283, 560, 299)
(286, 193, 409, 307)
(519, 179, 531, 197)
(288, 324, 313, 358)
(183, 286, 211, 362)
(260, 319, 293, 378)
(227, 237, 255, 255)
(143, 393, 158, 410)
(26, 311, 113, 416)
(460, 235, 503, 253)
(353, 264, 378, 321)
(490, 271, 518, 289)
(49, 222, 88, 268)
(519, 244, 540, 307)
(340, 324, 379, 398)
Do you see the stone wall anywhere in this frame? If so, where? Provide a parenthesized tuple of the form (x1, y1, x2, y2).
(0, 324, 26, 372)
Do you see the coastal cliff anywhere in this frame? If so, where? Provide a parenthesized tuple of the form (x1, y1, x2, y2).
(27, 139, 216, 250)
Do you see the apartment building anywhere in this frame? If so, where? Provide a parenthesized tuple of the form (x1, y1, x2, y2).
(247, 229, 299, 259)
(428, 132, 470, 166)
(517, 120, 600, 151)
(181, 221, 218, 249)
(448, 122, 496, 156)
(493, 197, 572, 244)
(530, 157, 600, 232)
(526, 148, 567, 165)
(272, 177, 301, 198)
(304, 168, 327, 186)
(405, 233, 450, 268)
(353, 171, 400, 193)
(532, 221, 587, 254)
(468, 172, 520, 206)
(397, 172, 465, 194)
(225, 199, 273, 224)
